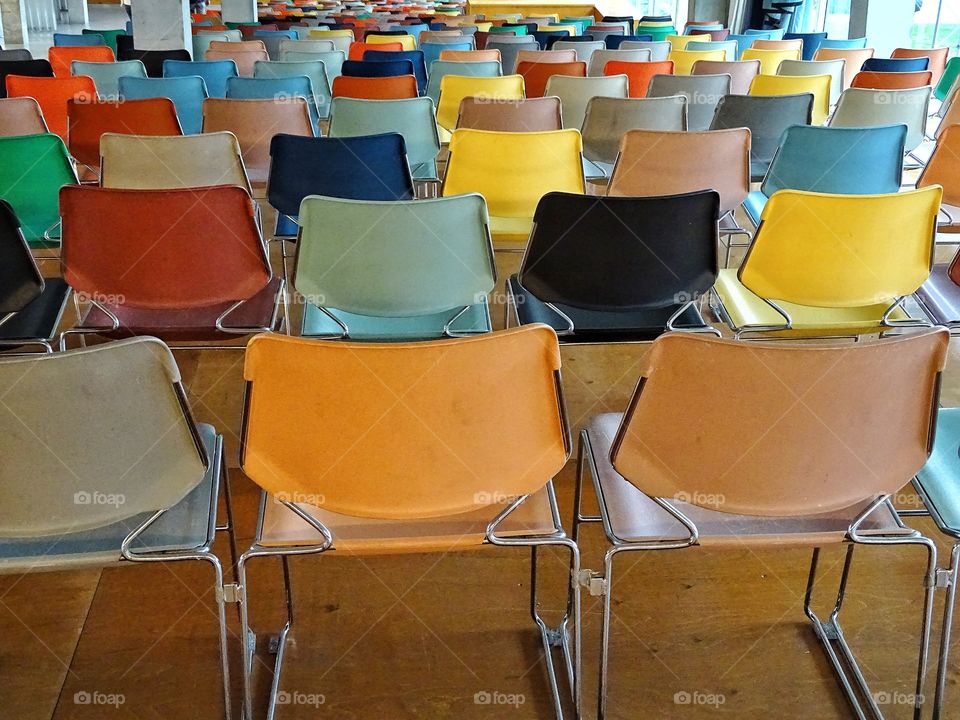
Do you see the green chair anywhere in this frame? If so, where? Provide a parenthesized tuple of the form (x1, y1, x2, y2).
(425, 59, 502, 104)
(561, 17, 594, 35)
(277, 49, 344, 89)
(253, 59, 332, 118)
(936, 56, 960, 102)
(637, 25, 677, 41)
(0, 133, 78, 248)
(82, 27, 126, 54)
(71, 59, 146, 99)
(295, 194, 495, 340)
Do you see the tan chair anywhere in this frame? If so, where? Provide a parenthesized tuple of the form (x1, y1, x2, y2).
(0, 96, 47, 136)
(438, 48, 500, 62)
(691, 58, 760, 94)
(543, 73, 629, 130)
(205, 41, 270, 76)
(751, 38, 803, 52)
(100, 132, 251, 194)
(456, 96, 562, 131)
(935, 86, 960, 142)
(575, 328, 948, 719)
(814, 46, 875, 89)
(516, 49, 577, 65)
(236, 326, 580, 720)
(201, 97, 314, 187)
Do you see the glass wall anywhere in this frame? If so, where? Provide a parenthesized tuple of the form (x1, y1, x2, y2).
(910, 0, 959, 55)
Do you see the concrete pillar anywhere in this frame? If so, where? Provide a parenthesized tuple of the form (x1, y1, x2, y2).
(131, 0, 191, 52)
(220, 0, 257, 24)
(849, 0, 914, 57)
(64, 0, 89, 26)
(0, 0, 30, 47)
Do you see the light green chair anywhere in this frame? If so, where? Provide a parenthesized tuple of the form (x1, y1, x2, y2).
(278, 38, 336, 58)
(71, 59, 146, 99)
(425, 59, 502, 104)
(253, 59, 332, 119)
(544, 73, 629, 130)
(295, 194, 496, 340)
(192, 31, 238, 59)
(277, 49, 344, 88)
(830, 86, 931, 153)
(777, 58, 846, 105)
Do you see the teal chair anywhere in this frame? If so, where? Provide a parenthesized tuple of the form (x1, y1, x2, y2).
(225, 75, 319, 132)
(421, 40, 472, 68)
(746, 26, 785, 39)
(296, 194, 496, 340)
(425, 59, 501, 104)
(278, 49, 344, 89)
(253, 59, 332, 118)
(729, 31, 774, 58)
(83, 27, 127, 54)
(162, 58, 238, 97)
(818, 36, 868, 50)
(119, 75, 208, 134)
(192, 31, 234, 59)
(636, 25, 676, 42)
(72, 59, 146, 99)
(936, 56, 960, 102)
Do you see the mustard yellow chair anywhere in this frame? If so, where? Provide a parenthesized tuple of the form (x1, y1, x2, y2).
(539, 23, 578, 36)
(442, 128, 585, 247)
(367, 33, 416, 51)
(666, 34, 713, 51)
(669, 49, 726, 75)
(742, 47, 802, 75)
(309, 28, 354, 39)
(435, 74, 525, 141)
(749, 73, 832, 124)
(711, 187, 942, 338)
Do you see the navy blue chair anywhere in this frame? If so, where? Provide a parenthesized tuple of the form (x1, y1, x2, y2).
(862, 56, 930, 73)
(606, 34, 654, 49)
(267, 133, 415, 238)
(532, 30, 569, 50)
(784, 31, 827, 61)
(554, 34, 597, 43)
(364, 49, 427, 94)
(341, 59, 416, 80)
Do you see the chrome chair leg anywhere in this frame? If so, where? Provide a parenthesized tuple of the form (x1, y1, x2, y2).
(932, 543, 960, 719)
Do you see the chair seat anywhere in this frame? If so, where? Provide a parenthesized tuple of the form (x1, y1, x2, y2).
(301, 298, 491, 340)
(0, 424, 220, 573)
(259, 483, 559, 554)
(743, 190, 767, 227)
(508, 275, 709, 342)
(78, 278, 283, 341)
(274, 213, 298, 238)
(914, 407, 960, 537)
(939, 202, 960, 233)
(916, 264, 960, 326)
(411, 158, 439, 181)
(0, 277, 70, 341)
(490, 215, 534, 246)
(713, 268, 911, 332)
(584, 413, 909, 547)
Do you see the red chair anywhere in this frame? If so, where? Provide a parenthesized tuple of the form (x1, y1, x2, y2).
(348, 41, 404, 61)
(48, 45, 115, 78)
(851, 70, 933, 90)
(516, 60, 586, 98)
(59, 184, 281, 344)
(6, 75, 96, 139)
(331, 74, 418, 99)
(604, 60, 674, 98)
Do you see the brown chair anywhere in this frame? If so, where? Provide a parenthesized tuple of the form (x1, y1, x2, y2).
(202, 97, 313, 187)
(893, 46, 949, 85)
(850, 70, 933, 90)
(205, 41, 269, 76)
(515, 49, 577, 65)
(456, 96, 562, 131)
(517, 60, 586, 97)
(691, 58, 760, 95)
(575, 328, 948, 720)
(438, 48, 500, 62)
(0, 96, 47, 136)
(814, 46, 875, 89)
(919, 123, 960, 232)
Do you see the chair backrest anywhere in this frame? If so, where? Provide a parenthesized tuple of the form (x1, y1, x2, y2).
(443, 128, 584, 219)
(61, 184, 269, 310)
(582, 95, 687, 164)
(363, 49, 428, 93)
(0, 59, 53, 100)
(240, 325, 566, 520)
(331, 74, 418, 100)
(610, 329, 948, 516)
(366, 33, 416, 51)
(327, 96, 440, 180)
(751, 38, 803, 52)
(208, 39, 267, 53)
(668, 48, 726, 74)
(205, 46, 269, 76)
(552, 40, 605, 63)
(279, 49, 345, 89)
(851, 70, 933, 90)
(619, 40, 672, 61)
(425, 59, 502, 103)
(516, 49, 578, 65)
(587, 48, 652, 76)
(71, 59, 146, 99)
(456, 96, 562, 131)
(647, 72, 730, 131)
(741, 47, 802, 75)
(936, 85, 960, 139)
(0, 49, 33, 62)
(684, 39, 738, 61)
(0, 337, 210, 537)
(100, 132, 250, 193)
(749, 73, 831, 124)
(686, 28, 729, 42)
(666, 34, 709, 51)
(690, 59, 759, 95)
(194, 31, 238, 58)
(741, 187, 940, 309)
(761, 124, 906, 200)
(118, 48, 192, 78)
(544, 73, 629, 129)
(862, 56, 929, 73)
(609, 128, 749, 215)
(0, 97, 47, 136)
(163, 58, 238, 97)
(201, 97, 314, 185)
(6, 75, 96, 139)
(892, 46, 947, 85)
(783, 31, 828, 60)
(254, 59, 333, 119)
(67, 98, 182, 169)
(342, 58, 416, 79)
(48, 45, 115, 77)
(485, 36, 538, 73)
(436, 74, 524, 131)
(279, 38, 337, 58)
(604, 59, 674, 97)
(819, 37, 868, 50)
(830, 86, 931, 152)
(0, 198, 44, 317)
(348, 40, 404, 61)
(918, 123, 960, 209)
(709, 93, 812, 181)
(439, 49, 500, 63)
(517, 59, 586, 97)
(813, 47, 875, 88)
(255, 30, 300, 60)
(777, 58, 845, 104)
(53, 32, 105, 47)
(0, 133, 77, 243)
(226, 75, 320, 131)
(117, 75, 207, 135)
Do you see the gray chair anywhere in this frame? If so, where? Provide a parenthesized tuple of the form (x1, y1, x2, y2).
(0, 48, 32, 61)
(277, 49, 344, 89)
(620, 40, 671, 61)
(278, 38, 336, 58)
(585, 25, 626, 46)
(587, 48, 652, 76)
(777, 57, 846, 105)
(686, 39, 739, 61)
(544, 73, 629, 130)
(553, 39, 606, 63)
(486, 36, 539, 74)
(647, 72, 731, 131)
(830, 86, 931, 153)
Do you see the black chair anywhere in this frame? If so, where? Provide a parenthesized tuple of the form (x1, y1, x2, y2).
(116, 33, 135, 55)
(639, 15, 672, 22)
(0, 59, 52, 98)
(603, 15, 636, 23)
(709, 93, 813, 182)
(341, 58, 416, 79)
(505, 191, 720, 343)
(532, 30, 569, 50)
(118, 47, 191, 77)
(553, 34, 597, 42)
(0, 49, 32, 62)
(0, 200, 70, 352)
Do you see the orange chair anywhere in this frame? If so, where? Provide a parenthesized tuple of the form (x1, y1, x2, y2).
(67, 97, 182, 172)
(517, 60, 586, 97)
(892, 46, 950, 85)
(48, 45, 115, 77)
(331, 74, 418, 100)
(439, 49, 501, 62)
(604, 60, 674, 97)
(6, 75, 96, 139)
(851, 70, 933, 90)
(348, 41, 403, 61)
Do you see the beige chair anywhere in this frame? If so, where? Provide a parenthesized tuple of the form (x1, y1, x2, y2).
(587, 48, 653, 77)
(205, 40, 270, 76)
(543, 73, 629, 130)
(777, 58, 845, 105)
(830, 86, 931, 153)
(0, 96, 48, 136)
(691, 59, 759, 94)
(575, 328, 948, 719)
(456, 96, 562, 131)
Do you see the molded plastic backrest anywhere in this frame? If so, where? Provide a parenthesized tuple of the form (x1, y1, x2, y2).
(647, 73, 730, 131)
(342, 58, 415, 78)
(741, 47, 801, 75)
(118, 75, 207, 135)
(777, 58, 845, 104)
(205, 47, 269, 76)
(48, 45, 114, 77)
(367, 33, 416, 51)
(485, 37, 538, 73)
(519, 190, 718, 309)
(425, 59, 501, 103)
(279, 38, 336, 58)
(517, 60, 586, 97)
(552, 40, 605, 63)
(669, 48, 726, 74)
(819, 37, 868, 50)
(851, 70, 932, 90)
(749, 73, 830, 124)
(436, 74, 524, 130)
(279, 50, 344, 88)
(741, 187, 941, 307)
(751, 38, 802, 52)
(53, 32, 104, 47)
(587, 48, 652, 76)
(0, 97, 47, 136)
(813, 47, 874, 88)
(611, 329, 948, 516)
(0, 199, 43, 312)
(226, 75, 319, 130)
(892, 46, 949, 85)
(783, 31, 828, 60)
(582, 95, 687, 163)
(862, 56, 929, 73)
(830, 86, 930, 152)
(544, 73, 629, 129)
(439, 49, 500, 63)
(61, 184, 269, 308)
(516, 49, 578, 64)
(363, 49, 427, 92)
(331, 73, 418, 99)
(683, 40, 737, 61)
(254, 59, 333, 118)
(605, 59, 673, 97)
(241, 325, 566, 520)
(456, 96, 562, 131)
(918, 124, 960, 209)
(0, 49, 33, 62)
(100, 132, 250, 193)
(691, 59, 758, 94)
(71, 59, 146, 98)
(609, 128, 749, 215)
(0, 59, 53, 100)
(620, 40, 671, 61)
(163, 58, 238, 97)
(67, 97, 182, 168)
(348, 40, 404, 61)
(6, 74, 96, 140)
(0, 133, 77, 242)
(0, 338, 208, 537)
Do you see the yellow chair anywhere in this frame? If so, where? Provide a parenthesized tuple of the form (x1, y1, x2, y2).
(742, 47, 802, 75)
(666, 34, 713, 51)
(749, 73, 832, 124)
(669, 49, 726, 75)
(435, 74, 525, 141)
(442, 128, 585, 247)
(711, 187, 942, 337)
(367, 33, 416, 51)
(475, 22, 493, 31)
(539, 23, 578, 36)
(308, 28, 355, 40)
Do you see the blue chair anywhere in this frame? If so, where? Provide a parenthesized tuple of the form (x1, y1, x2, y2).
(784, 31, 828, 60)
(267, 132, 415, 238)
(119, 75, 208, 134)
(728, 33, 774, 58)
(818, 37, 868, 50)
(253, 59, 333, 119)
(341, 58, 416, 79)
(403, 23, 430, 42)
(746, 27, 785, 39)
(364, 49, 427, 94)
(606, 34, 654, 49)
(743, 123, 907, 227)
(53, 32, 105, 47)
(225, 75, 320, 132)
(425, 60, 502, 104)
(532, 30, 570, 50)
(421, 41, 471, 67)
(162, 58, 237, 98)
(862, 56, 930, 73)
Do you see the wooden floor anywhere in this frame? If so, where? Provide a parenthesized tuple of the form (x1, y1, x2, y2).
(4, 209, 960, 719)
